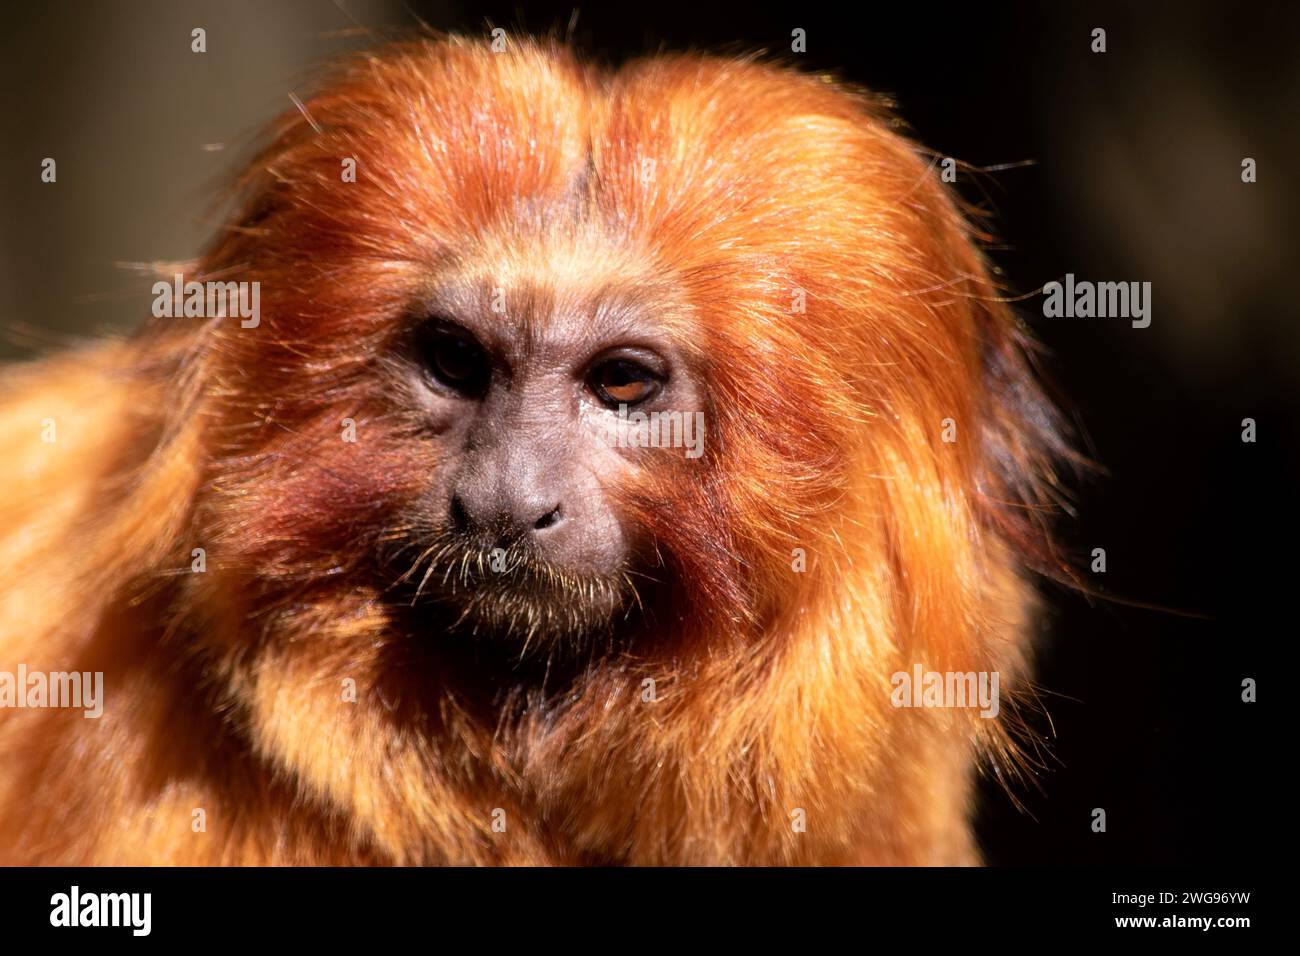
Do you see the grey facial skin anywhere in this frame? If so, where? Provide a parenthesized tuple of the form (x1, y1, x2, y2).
(395, 269, 705, 649)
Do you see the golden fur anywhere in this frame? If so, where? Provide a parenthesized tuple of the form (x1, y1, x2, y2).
(0, 36, 1069, 865)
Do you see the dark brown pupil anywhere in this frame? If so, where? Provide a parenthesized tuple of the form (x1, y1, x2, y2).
(434, 338, 478, 382)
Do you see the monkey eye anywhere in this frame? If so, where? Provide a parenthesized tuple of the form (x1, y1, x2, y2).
(587, 358, 663, 408)
(419, 323, 490, 397)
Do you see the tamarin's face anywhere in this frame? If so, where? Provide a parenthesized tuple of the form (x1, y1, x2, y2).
(394, 244, 705, 644)
(206, 233, 711, 654)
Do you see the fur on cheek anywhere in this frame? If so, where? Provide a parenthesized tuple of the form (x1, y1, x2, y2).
(202, 409, 436, 577)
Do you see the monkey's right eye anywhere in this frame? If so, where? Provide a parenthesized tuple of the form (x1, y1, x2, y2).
(418, 325, 490, 397)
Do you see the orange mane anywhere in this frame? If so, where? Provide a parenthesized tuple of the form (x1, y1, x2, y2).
(0, 35, 1069, 865)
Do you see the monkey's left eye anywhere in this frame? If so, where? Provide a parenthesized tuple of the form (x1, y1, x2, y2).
(419, 324, 490, 397)
(587, 358, 663, 408)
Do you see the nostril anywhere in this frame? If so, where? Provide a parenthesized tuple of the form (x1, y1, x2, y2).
(532, 505, 562, 531)
(449, 495, 471, 532)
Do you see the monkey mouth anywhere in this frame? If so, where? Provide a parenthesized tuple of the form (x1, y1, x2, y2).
(396, 537, 638, 651)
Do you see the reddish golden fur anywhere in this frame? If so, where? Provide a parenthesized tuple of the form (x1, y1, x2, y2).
(0, 36, 1068, 865)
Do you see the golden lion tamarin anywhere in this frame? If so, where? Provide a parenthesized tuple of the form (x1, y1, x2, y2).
(0, 35, 1070, 865)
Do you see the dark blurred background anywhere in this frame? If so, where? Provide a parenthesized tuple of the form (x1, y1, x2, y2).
(1, 1, 1291, 864)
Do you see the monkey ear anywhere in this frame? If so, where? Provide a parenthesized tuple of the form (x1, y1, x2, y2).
(899, 158, 1086, 586)
(971, 295, 1085, 586)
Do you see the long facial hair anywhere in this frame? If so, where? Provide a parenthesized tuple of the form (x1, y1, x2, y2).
(387, 527, 647, 657)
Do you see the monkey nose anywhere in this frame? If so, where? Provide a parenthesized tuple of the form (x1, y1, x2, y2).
(450, 493, 563, 543)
